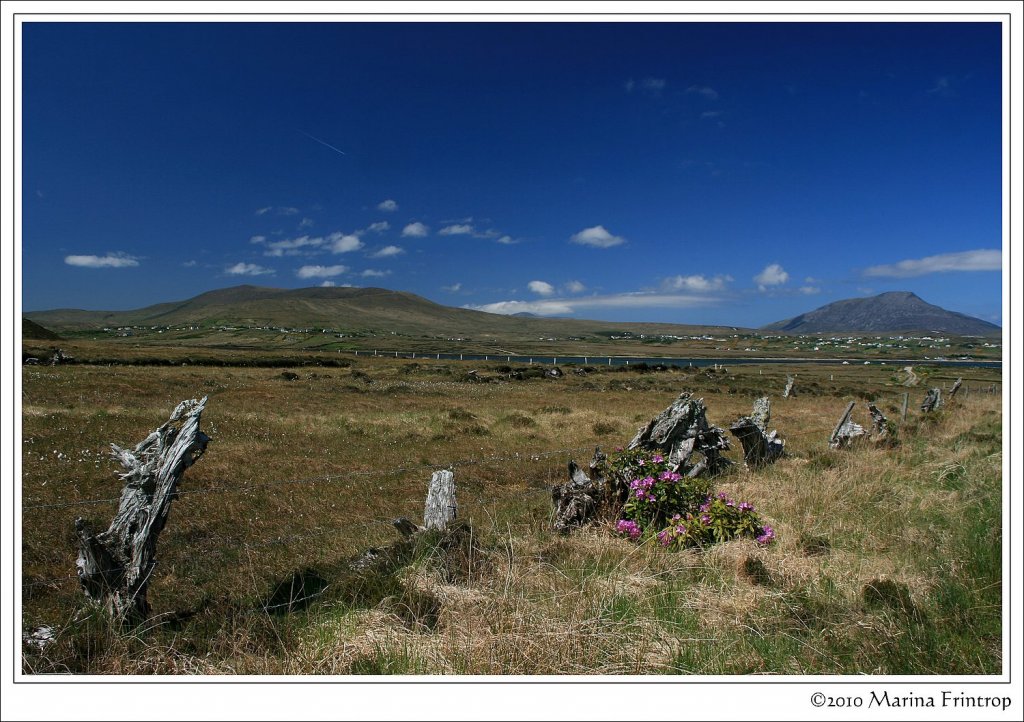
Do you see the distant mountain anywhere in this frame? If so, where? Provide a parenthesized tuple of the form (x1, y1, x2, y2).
(22, 318, 61, 340)
(762, 291, 1000, 336)
(25, 285, 739, 341)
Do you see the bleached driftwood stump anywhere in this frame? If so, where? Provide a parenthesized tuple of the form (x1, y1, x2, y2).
(423, 469, 457, 531)
(829, 401, 866, 449)
(729, 396, 785, 467)
(782, 375, 796, 398)
(627, 391, 731, 476)
(921, 388, 942, 413)
(75, 397, 209, 621)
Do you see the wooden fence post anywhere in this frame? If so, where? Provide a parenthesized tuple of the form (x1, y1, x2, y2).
(75, 397, 210, 621)
(901, 393, 909, 422)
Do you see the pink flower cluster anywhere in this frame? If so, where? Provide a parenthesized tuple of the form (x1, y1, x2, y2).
(756, 525, 776, 545)
(629, 476, 657, 502)
(615, 519, 641, 540)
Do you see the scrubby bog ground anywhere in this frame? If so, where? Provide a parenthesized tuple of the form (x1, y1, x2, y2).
(21, 356, 1002, 674)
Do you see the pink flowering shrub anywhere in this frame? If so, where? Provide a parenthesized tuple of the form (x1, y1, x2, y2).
(609, 448, 775, 549)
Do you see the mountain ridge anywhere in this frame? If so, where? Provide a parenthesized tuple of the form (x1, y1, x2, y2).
(762, 291, 999, 336)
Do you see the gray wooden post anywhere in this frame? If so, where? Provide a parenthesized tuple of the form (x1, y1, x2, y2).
(423, 470, 457, 531)
(901, 393, 909, 422)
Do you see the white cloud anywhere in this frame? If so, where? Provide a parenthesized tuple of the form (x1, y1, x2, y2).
(799, 286, 821, 295)
(256, 205, 299, 216)
(249, 235, 267, 244)
(298, 217, 314, 229)
(754, 263, 789, 291)
(366, 221, 390, 233)
(569, 225, 626, 248)
(642, 77, 666, 91)
(443, 282, 462, 292)
(528, 280, 556, 296)
(439, 223, 475, 236)
(296, 264, 348, 279)
(320, 281, 336, 287)
(563, 280, 586, 294)
(327, 232, 364, 254)
(467, 292, 718, 317)
(402, 222, 429, 237)
(182, 260, 197, 268)
(371, 245, 404, 258)
(377, 199, 398, 212)
(863, 249, 1001, 278)
(687, 85, 720, 100)
(360, 269, 390, 278)
(64, 253, 140, 269)
(262, 235, 323, 257)
(226, 262, 273, 276)
(495, 235, 518, 245)
(661, 274, 731, 292)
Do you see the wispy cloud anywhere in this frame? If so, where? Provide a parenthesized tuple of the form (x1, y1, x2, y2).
(370, 245, 404, 258)
(439, 223, 475, 236)
(467, 292, 719, 317)
(495, 235, 518, 245)
(442, 282, 462, 292)
(799, 286, 821, 295)
(320, 280, 336, 287)
(298, 217, 315, 229)
(563, 280, 586, 294)
(687, 85, 719, 100)
(64, 252, 140, 269)
(296, 264, 348, 279)
(256, 206, 300, 216)
(625, 77, 666, 94)
(700, 110, 722, 119)
(754, 263, 789, 291)
(226, 262, 273, 276)
(259, 235, 323, 257)
(661, 274, 731, 292)
(402, 222, 429, 237)
(366, 221, 390, 233)
(528, 280, 555, 296)
(570, 225, 626, 248)
(864, 249, 1000, 277)
(377, 199, 398, 212)
(360, 269, 390, 278)
(182, 260, 197, 268)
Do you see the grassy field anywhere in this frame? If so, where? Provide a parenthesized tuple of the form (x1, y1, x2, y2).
(20, 352, 1003, 674)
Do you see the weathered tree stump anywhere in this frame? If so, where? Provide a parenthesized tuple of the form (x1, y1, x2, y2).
(75, 397, 209, 621)
(627, 391, 731, 476)
(729, 396, 785, 467)
(552, 450, 607, 534)
(867, 403, 897, 446)
(782, 375, 796, 398)
(423, 469, 457, 531)
(921, 388, 942, 413)
(829, 401, 866, 449)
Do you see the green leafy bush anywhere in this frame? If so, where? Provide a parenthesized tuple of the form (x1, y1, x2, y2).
(609, 448, 775, 549)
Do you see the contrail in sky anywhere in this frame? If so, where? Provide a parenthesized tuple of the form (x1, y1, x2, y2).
(298, 130, 347, 156)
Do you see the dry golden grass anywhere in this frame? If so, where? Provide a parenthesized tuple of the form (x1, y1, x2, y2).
(21, 356, 1002, 675)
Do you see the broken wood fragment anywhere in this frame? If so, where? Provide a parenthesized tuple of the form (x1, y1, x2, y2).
(829, 400, 866, 449)
(921, 388, 942, 413)
(948, 378, 963, 400)
(782, 375, 796, 398)
(75, 397, 209, 621)
(627, 391, 732, 476)
(729, 396, 785, 467)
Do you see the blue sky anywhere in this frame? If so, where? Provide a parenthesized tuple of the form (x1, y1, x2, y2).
(21, 21, 1004, 327)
